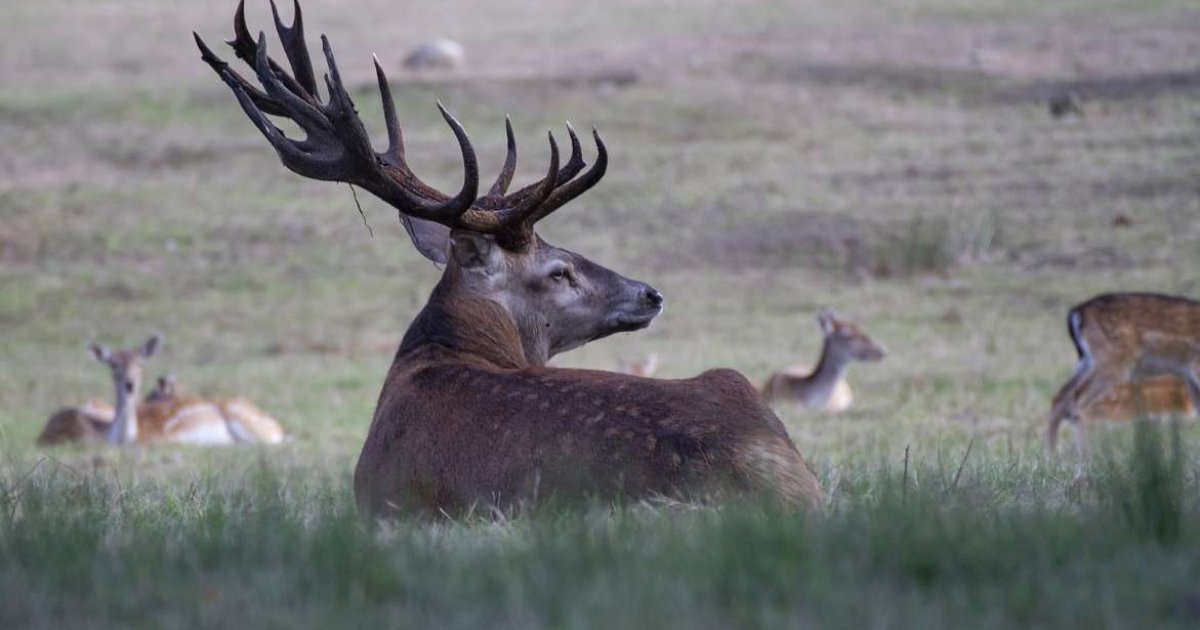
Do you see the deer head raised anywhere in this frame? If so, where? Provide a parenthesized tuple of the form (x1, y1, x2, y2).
(196, 1, 821, 516)
(194, 1, 661, 366)
(89, 334, 161, 444)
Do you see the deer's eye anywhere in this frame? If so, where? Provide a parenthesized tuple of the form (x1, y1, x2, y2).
(549, 268, 571, 283)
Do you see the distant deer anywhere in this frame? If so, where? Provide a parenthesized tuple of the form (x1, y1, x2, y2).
(144, 374, 178, 402)
(39, 336, 287, 446)
(41, 374, 191, 445)
(762, 310, 885, 412)
(1082, 375, 1197, 422)
(1048, 293, 1200, 451)
(37, 398, 114, 446)
(195, 1, 823, 516)
(617, 353, 660, 378)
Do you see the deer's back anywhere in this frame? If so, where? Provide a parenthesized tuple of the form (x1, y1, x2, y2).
(1073, 293, 1200, 358)
(38, 402, 112, 445)
(137, 397, 236, 444)
(356, 361, 818, 516)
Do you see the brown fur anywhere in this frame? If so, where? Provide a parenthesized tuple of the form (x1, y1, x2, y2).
(195, 3, 821, 516)
(1048, 292, 1200, 450)
(1084, 375, 1198, 422)
(355, 294, 824, 518)
(37, 400, 113, 445)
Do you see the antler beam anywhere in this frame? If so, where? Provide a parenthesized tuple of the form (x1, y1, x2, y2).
(195, 0, 608, 248)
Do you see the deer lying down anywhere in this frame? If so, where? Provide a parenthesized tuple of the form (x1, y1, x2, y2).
(762, 310, 885, 412)
(38, 337, 287, 446)
(617, 353, 660, 378)
(1048, 292, 1200, 451)
(196, 0, 823, 516)
(40, 374, 182, 445)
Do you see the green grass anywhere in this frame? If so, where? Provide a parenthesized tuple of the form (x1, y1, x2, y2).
(3, 0, 1200, 626)
(4, 428, 1200, 628)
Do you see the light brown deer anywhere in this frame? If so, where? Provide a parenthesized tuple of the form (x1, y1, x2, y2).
(38, 337, 287, 446)
(1082, 375, 1197, 422)
(195, 1, 823, 517)
(762, 310, 885, 412)
(134, 373, 289, 444)
(40, 374, 191, 445)
(617, 353, 660, 378)
(38, 398, 114, 446)
(1048, 292, 1200, 451)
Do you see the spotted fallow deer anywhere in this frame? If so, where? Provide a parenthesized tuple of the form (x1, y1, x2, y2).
(762, 310, 885, 412)
(39, 336, 287, 446)
(1082, 376, 1197, 423)
(1048, 293, 1200, 451)
(195, 1, 823, 516)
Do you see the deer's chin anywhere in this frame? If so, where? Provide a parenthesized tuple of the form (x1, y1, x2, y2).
(597, 307, 662, 339)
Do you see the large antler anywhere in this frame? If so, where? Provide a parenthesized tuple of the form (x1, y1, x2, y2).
(194, 0, 607, 249)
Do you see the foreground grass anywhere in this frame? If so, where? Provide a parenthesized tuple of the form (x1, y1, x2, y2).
(3, 424, 1199, 629)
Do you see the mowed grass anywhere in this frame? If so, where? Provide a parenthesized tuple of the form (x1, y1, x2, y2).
(2, 0, 1200, 627)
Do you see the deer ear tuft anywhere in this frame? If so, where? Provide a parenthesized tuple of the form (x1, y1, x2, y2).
(817, 310, 836, 335)
(141, 334, 163, 358)
(89, 344, 111, 364)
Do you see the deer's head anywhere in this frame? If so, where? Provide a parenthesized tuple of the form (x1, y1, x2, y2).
(89, 334, 161, 400)
(817, 310, 885, 363)
(196, 2, 662, 364)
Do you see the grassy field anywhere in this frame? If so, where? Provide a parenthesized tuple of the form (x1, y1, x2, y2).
(3, 0, 1200, 627)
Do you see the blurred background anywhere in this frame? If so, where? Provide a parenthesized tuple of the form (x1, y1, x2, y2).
(2, 0, 1198, 462)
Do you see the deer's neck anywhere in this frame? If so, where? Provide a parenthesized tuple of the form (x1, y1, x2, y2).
(794, 341, 850, 406)
(399, 278, 531, 369)
(107, 383, 138, 445)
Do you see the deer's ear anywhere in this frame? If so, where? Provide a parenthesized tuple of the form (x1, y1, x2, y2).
(89, 344, 111, 364)
(141, 334, 162, 358)
(817, 310, 836, 335)
(450, 232, 500, 270)
(401, 216, 451, 265)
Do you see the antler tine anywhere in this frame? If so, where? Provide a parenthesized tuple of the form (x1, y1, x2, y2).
(498, 130, 559, 230)
(319, 34, 480, 218)
(560, 121, 587, 181)
(195, 32, 288, 117)
(198, 31, 322, 174)
(500, 121, 586, 208)
(254, 32, 331, 136)
(520, 128, 608, 226)
(200, 1, 613, 243)
(373, 54, 404, 163)
(487, 117, 518, 198)
(269, 0, 319, 97)
(228, 0, 314, 105)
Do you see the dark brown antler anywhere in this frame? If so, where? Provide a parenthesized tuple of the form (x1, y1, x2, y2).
(194, 0, 607, 248)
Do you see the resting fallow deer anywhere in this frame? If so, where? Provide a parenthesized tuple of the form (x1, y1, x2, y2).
(1048, 292, 1200, 451)
(39, 336, 287, 446)
(762, 310, 885, 412)
(195, 0, 823, 516)
(38, 398, 115, 446)
(41, 374, 191, 445)
(617, 353, 660, 378)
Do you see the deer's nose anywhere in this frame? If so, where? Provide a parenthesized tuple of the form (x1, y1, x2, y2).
(643, 287, 664, 308)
